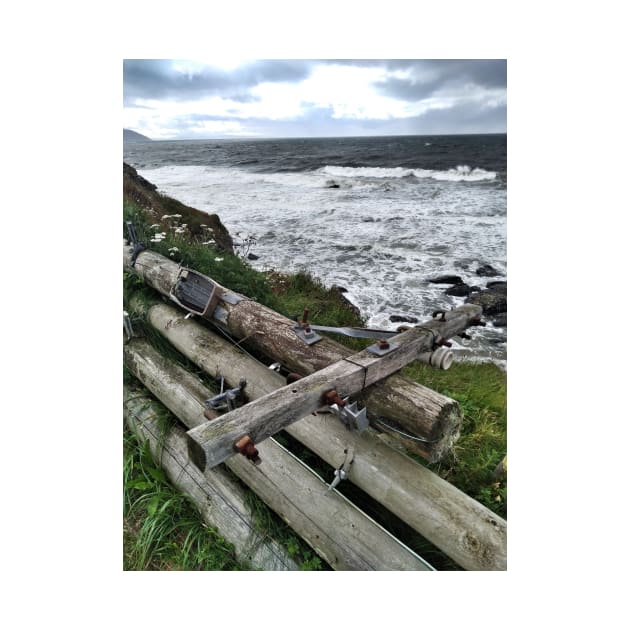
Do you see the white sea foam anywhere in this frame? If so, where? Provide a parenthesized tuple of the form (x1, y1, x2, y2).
(139, 164, 506, 363)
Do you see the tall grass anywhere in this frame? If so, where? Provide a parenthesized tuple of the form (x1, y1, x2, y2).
(123, 427, 244, 571)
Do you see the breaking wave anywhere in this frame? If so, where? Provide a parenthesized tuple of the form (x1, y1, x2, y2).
(320, 164, 496, 182)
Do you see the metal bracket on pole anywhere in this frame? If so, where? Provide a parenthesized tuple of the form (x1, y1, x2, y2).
(323, 389, 369, 432)
(170, 267, 224, 318)
(291, 307, 322, 345)
(326, 447, 355, 493)
(291, 323, 323, 345)
(366, 339, 400, 356)
(204, 378, 247, 413)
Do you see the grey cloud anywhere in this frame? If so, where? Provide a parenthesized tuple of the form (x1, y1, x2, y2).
(123, 59, 315, 105)
(373, 59, 506, 101)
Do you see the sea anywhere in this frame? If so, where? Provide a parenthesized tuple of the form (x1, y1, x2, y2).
(124, 134, 507, 367)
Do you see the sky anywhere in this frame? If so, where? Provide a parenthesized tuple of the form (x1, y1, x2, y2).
(123, 59, 506, 139)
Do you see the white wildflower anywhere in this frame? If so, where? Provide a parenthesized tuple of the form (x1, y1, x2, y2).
(168, 247, 179, 252)
(161, 214, 172, 219)
(214, 257, 224, 262)
(174, 227, 185, 234)
(150, 224, 160, 229)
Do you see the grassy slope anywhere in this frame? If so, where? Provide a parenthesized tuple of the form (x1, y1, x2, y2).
(123, 198, 507, 570)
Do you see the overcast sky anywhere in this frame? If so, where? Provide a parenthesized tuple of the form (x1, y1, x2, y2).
(123, 59, 506, 139)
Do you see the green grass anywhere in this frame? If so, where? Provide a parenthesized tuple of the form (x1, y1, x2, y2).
(123, 426, 245, 571)
(403, 361, 507, 518)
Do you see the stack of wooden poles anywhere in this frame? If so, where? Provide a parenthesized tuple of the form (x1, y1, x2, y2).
(123, 244, 507, 571)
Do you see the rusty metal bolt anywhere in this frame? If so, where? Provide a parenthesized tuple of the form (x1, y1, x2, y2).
(235, 435, 260, 463)
(304, 325, 314, 339)
(323, 389, 346, 407)
(378, 339, 390, 350)
(301, 308, 310, 326)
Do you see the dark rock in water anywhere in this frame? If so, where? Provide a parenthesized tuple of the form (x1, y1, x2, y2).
(466, 289, 507, 315)
(389, 314, 419, 323)
(476, 264, 499, 277)
(331, 284, 348, 293)
(493, 313, 507, 327)
(325, 180, 341, 188)
(470, 286, 481, 292)
(428, 274, 464, 285)
(247, 253, 260, 260)
(486, 281, 507, 294)
(445, 283, 472, 297)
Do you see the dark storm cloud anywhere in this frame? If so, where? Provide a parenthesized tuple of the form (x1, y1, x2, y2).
(372, 59, 506, 101)
(123, 59, 315, 105)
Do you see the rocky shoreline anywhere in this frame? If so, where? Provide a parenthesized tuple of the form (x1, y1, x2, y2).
(428, 270, 507, 329)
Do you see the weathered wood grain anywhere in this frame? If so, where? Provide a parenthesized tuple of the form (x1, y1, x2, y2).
(186, 305, 482, 470)
(123, 339, 434, 571)
(135, 299, 506, 570)
(124, 245, 463, 461)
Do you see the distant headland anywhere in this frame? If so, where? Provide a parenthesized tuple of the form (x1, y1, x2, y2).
(124, 129, 152, 142)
